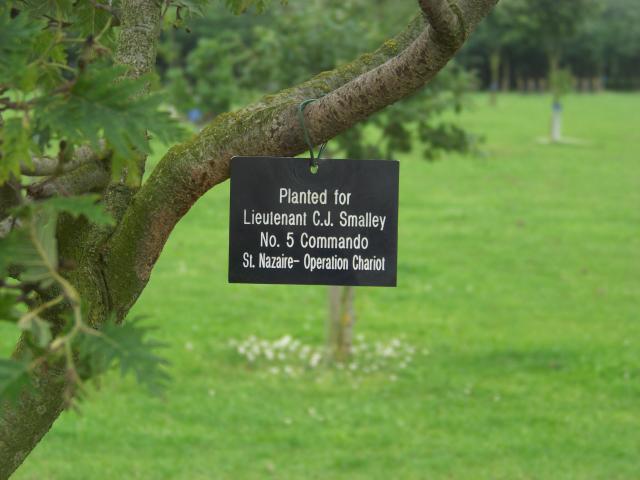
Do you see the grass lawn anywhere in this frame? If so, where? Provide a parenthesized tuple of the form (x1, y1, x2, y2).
(4, 93, 640, 479)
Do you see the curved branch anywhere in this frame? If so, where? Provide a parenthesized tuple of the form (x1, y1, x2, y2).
(103, 0, 498, 318)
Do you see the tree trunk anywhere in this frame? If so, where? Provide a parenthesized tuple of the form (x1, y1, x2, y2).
(489, 51, 500, 106)
(326, 286, 356, 363)
(550, 102, 562, 143)
(548, 51, 562, 143)
(500, 58, 510, 92)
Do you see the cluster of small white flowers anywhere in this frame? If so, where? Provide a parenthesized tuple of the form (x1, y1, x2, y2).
(228, 334, 420, 378)
(228, 335, 324, 376)
(350, 335, 418, 374)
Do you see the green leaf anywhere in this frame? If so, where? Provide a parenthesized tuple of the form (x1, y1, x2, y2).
(224, 0, 271, 14)
(0, 117, 32, 184)
(31, 30, 67, 90)
(0, 290, 20, 323)
(40, 194, 114, 226)
(37, 64, 187, 184)
(77, 317, 170, 395)
(0, 358, 32, 406)
(19, 0, 75, 21)
(0, 211, 58, 286)
(0, 7, 42, 87)
(18, 315, 52, 348)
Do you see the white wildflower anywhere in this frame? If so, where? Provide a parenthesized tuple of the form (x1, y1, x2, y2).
(309, 352, 322, 368)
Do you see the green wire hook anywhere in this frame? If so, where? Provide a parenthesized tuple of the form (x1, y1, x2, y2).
(297, 98, 328, 171)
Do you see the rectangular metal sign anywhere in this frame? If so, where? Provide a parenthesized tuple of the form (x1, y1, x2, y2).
(228, 156, 398, 286)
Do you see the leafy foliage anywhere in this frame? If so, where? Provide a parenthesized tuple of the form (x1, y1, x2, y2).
(0, 194, 112, 281)
(224, 0, 288, 15)
(0, 6, 43, 87)
(183, 33, 248, 116)
(77, 318, 170, 395)
(457, 0, 640, 90)
(36, 65, 186, 184)
(0, 117, 32, 183)
(39, 194, 114, 226)
(0, 290, 20, 323)
(19, 314, 53, 349)
(0, 3, 186, 186)
(0, 212, 58, 285)
(550, 68, 574, 101)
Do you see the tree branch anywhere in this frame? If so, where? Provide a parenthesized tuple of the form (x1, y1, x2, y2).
(103, 0, 163, 221)
(114, 0, 162, 81)
(0, 180, 21, 238)
(26, 160, 110, 199)
(103, 0, 498, 318)
(21, 144, 103, 177)
(419, 0, 467, 48)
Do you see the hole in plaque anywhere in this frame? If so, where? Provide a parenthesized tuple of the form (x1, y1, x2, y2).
(310, 163, 319, 175)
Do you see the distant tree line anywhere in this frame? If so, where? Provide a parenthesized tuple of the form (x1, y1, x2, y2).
(457, 0, 640, 91)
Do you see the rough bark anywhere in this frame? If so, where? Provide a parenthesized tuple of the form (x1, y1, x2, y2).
(104, 0, 164, 218)
(0, 1, 498, 477)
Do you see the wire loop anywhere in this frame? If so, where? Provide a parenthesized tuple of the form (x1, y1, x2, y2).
(297, 98, 328, 170)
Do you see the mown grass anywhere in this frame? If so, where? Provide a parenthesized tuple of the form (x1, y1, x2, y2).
(5, 92, 640, 479)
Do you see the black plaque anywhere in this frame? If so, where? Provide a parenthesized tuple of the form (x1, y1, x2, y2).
(228, 156, 398, 286)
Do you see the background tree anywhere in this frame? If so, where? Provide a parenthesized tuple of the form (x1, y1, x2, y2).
(502, 0, 596, 140)
(565, 0, 640, 90)
(463, 5, 512, 104)
(456, 0, 640, 93)
(0, 0, 498, 477)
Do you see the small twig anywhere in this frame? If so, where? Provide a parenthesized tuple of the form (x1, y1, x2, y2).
(45, 62, 76, 73)
(95, 15, 113, 42)
(90, 0, 121, 24)
(0, 97, 32, 111)
(18, 295, 64, 326)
